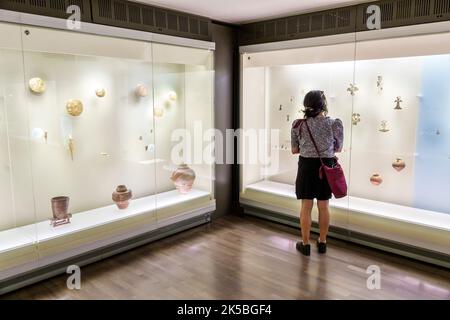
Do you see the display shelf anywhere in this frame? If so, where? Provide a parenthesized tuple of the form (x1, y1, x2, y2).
(0, 228, 35, 254)
(0, 189, 210, 253)
(245, 181, 450, 232)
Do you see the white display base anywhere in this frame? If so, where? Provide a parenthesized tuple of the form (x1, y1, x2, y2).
(245, 180, 450, 232)
(0, 189, 210, 254)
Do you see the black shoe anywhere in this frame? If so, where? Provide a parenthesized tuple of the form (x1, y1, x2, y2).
(317, 240, 327, 254)
(296, 241, 311, 256)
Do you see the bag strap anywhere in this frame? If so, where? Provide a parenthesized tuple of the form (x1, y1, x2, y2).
(293, 119, 304, 130)
(304, 120, 324, 165)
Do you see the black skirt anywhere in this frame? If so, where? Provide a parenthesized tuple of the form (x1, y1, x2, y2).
(295, 156, 336, 200)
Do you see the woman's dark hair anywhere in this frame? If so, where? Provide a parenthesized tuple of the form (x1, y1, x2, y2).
(303, 90, 328, 118)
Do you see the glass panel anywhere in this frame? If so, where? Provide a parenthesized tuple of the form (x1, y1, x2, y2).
(20, 26, 157, 263)
(0, 23, 38, 279)
(152, 43, 214, 223)
(240, 41, 356, 235)
(350, 32, 450, 254)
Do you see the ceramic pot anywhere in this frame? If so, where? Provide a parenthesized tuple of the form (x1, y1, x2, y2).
(29, 77, 46, 94)
(66, 99, 84, 116)
(95, 88, 106, 97)
(171, 164, 196, 194)
(135, 84, 148, 97)
(51, 196, 70, 220)
(112, 185, 132, 209)
(392, 158, 406, 172)
(370, 174, 383, 186)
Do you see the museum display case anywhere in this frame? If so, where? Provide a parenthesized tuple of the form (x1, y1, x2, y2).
(240, 27, 450, 264)
(0, 22, 215, 280)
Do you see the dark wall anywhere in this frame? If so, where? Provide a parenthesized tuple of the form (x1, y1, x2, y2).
(211, 22, 238, 218)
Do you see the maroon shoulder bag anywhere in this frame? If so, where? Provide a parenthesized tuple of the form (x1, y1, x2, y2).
(301, 120, 348, 199)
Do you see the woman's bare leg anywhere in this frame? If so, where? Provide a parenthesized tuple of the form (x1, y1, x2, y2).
(317, 200, 330, 243)
(300, 199, 314, 244)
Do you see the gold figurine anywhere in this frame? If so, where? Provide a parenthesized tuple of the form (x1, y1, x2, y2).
(379, 120, 390, 132)
(377, 76, 383, 91)
(394, 96, 403, 110)
(352, 113, 361, 126)
(347, 83, 359, 96)
(68, 136, 75, 161)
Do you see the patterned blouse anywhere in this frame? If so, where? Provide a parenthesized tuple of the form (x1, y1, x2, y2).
(291, 116, 344, 158)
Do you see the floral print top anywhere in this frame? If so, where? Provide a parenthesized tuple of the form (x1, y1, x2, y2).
(291, 116, 344, 158)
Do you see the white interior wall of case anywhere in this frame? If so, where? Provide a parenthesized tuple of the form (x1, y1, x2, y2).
(185, 64, 214, 194)
(0, 23, 36, 232)
(241, 66, 266, 188)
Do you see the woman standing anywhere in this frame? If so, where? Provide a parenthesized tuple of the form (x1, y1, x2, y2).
(291, 90, 344, 256)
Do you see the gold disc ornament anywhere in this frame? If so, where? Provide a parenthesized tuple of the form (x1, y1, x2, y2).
(29, 77, 46, 94)
(95, 89, 106, 98)
(66, 99, 84, 116)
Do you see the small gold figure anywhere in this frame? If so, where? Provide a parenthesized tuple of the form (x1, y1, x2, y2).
(379, 120, 390, 132)
(394, 96, 403, 110)
(68, 136, 75, 161)
(377, 76, 383, 91)
(347, 83, 359, 96)
(352, 113, 361, 126)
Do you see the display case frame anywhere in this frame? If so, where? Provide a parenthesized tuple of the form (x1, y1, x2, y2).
(239, 19, 450, 268)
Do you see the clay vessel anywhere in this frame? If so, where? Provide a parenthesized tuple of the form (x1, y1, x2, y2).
(51, 196, 70, 220)
(112, 185, 132, 209)
(171, 164, 196, 194)
(370, 174, 383, 186)
(392, 158, 406, 172)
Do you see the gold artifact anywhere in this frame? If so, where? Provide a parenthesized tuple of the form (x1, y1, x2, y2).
(95, 89, 106, 97)
(66, 99, 83, 116)
(347, 83, 359, 96)
(68, 136, 75, 161)
(29, 77, 46, 94)
(394, 96, 403, 110)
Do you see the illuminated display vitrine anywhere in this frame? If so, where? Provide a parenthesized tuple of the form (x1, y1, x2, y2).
(240, 28, 450, 264)
(0, 22, 215, 280)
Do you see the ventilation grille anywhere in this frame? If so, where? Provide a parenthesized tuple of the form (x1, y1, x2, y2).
(240, 0, 450, 45)
(239, 6, 355, 45)
(414, 0, 430, 16)
(91, 0, 211, 41)
(0, 0, 91, 21)
(357, 0, 450, 31)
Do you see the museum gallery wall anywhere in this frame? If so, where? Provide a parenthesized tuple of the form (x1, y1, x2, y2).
(240, 30, 450, 258)
(0, 22, 215, 278)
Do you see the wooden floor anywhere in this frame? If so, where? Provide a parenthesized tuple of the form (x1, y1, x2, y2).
(2, 214, 450, 300)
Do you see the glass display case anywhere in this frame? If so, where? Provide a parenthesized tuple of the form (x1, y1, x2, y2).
(0, 22, 215, 280)
(240, 29, 450, 263)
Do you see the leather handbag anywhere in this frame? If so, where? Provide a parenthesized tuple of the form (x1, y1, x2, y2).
(304, 120, 348, 199)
